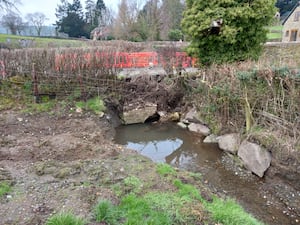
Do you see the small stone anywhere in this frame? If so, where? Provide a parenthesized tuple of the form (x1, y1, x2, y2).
(76, 107, 83, 113)
(17, 117, 23, 122)
(177, 122, 187, 129)
(6, 195, 12, 199)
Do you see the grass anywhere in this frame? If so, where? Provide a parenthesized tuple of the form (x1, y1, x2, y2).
(174, 179, 264, 225)
(205, 198, 264, 225)
(75, 96, 106, 115)
(93, 177, 262, 225)
(267, 25, 282, 40)
(156, 163, 177, 176)
(0, 34, 88, 48)
(0, 182, 11, 197)
(94, 192, 196, 225)
(45, 212, 86, 225)
(23, 101, 56, 114)
(123, 176, 143, 194)
(94, 200, 119, 224)
(267, 32, 282, 39)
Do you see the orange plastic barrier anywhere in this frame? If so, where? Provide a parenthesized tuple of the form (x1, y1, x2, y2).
(54, 51, 196, 71)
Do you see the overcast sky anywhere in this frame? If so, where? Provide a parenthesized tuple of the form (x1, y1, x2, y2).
(18, 0, 120, 26)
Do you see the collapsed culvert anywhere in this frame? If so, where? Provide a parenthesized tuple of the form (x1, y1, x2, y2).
(119, 74, 185, 125)
(144, 112, 160, 123)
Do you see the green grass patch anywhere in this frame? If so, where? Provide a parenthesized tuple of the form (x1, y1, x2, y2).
(0, 182, 12, 197)
(75, 96, 106, 115)
(267, 32, 282, 40)
(174, 179, 263, 225)
(205, 197, 264, 225)
(23, 100, 56, 114)
(45, 211, 86, 225)
(123, 176, 143, 194)
(94, 200, 120, 224)
(268, 25, 283, 32)
(156, 163, 177, 176)
(0, 34, 88, 48)
(94, 191, 201, 225)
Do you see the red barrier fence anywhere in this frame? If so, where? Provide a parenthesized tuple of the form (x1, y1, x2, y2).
(54, 51, 196, 72)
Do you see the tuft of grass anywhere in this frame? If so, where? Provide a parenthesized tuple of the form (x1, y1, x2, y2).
(119, 193, 172, 225)
(94, 200, 119, 224)
(174, 179, 263, 225)
(75, 96, 106, 115)
(156, 163, 177, 176)
(124, 176, 143, 194)
(93, 191, 204, 225)
(23, 100, 56, 114)
(0, 182, 12, 197)
(45, 211, 86, 225)
(205, 197, 264, 225)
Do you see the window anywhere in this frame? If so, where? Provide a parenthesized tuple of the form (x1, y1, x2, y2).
(286, 30, 289, 37)
(294, 11, 300, 21)
(290, 29, 298, 41)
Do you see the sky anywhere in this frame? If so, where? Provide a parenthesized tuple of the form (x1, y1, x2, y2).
(18, 0, 120, 26)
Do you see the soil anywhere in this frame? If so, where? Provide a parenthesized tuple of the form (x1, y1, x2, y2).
(0, 110, 117, 224)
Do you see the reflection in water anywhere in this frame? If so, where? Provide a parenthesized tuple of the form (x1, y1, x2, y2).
(114, 123, 292, 225)
(115, 123, 222, 169)
(127, 138, 183, 163)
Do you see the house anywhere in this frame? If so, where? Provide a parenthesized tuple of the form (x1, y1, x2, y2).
(282, 2, 300, 42)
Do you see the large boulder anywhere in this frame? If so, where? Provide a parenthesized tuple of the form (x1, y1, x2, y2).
(188, 123, 211, 136)
(123, 103, 157, 124)
(238, 140, 272, 177)
(217, 133, 240, 154)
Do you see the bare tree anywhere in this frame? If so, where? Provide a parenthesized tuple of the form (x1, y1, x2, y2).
(113, 0, 143, 40)
(160, 0, 184, 40)
(0, 0, 19, 13)
(26, 12, 48, 36)
(1, 11, 26, 35)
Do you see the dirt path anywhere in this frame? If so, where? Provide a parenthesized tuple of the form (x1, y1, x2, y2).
(0, 110, 132, 224)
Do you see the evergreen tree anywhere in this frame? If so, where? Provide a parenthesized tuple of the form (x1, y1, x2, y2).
(55, 0, 88, 38)
(85, 0, 96, 25)
(181, 0, 277, 65)
(94, 0, 106, 26)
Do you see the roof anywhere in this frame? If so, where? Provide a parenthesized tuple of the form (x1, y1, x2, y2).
(282, 1, 300, 25)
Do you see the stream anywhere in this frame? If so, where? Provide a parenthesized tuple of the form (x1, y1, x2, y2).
(114, 122, 295, 225)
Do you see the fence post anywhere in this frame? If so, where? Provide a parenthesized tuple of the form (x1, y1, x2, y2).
(77, 69, 86, 102)
(32, 63, 39, 103)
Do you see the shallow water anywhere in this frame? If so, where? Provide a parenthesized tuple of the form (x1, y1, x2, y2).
(114, 123, 294, 225)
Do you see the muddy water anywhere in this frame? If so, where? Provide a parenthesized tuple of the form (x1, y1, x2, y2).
(114, 123, 294, 225)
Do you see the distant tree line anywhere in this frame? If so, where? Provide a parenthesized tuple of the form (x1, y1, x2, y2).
(54, 0, 185, 41)
(1, 0, 292, 41)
